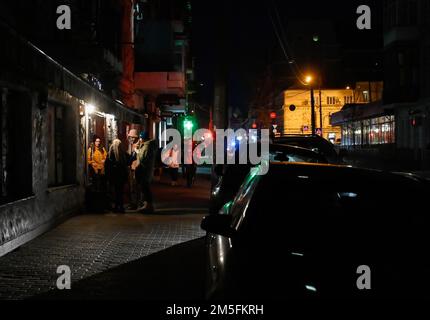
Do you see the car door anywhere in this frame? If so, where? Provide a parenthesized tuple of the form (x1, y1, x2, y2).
(206, 168, 262, 298)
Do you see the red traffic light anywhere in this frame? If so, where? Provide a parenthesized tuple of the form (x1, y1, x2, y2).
(270, 112, 277, 119)
(411, 116, 422, 127)
(251, 123, 257, 129)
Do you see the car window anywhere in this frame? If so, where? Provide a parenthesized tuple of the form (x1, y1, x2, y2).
(269, 150, 323, 163)
(276, 138, 338, 159)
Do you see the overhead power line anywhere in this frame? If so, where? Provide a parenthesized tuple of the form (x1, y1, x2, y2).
(272, 0, 306, 81)
(268, 1, 307, 86)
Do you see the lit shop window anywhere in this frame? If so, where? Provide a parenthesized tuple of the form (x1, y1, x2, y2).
(341, 116, 395, 147)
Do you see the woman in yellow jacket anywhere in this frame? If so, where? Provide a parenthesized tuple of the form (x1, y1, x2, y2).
(88, 136, 107, 189)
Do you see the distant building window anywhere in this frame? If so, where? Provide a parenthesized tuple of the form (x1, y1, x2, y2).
(344, 96, 353, 104)
(363, 91, 369, 102)
(327, 97, 337, 105)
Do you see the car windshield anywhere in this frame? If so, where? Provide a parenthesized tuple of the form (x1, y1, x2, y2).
(269, 144, 327, 164)
(269, 150, 322, 163)
(275, 137, 338, 159)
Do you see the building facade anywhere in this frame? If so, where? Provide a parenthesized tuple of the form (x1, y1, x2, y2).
(331, 0, 430, 171)
(281, 88, 357, 143)
(0, 5, 145, 256)
(134, 0, 194, 147)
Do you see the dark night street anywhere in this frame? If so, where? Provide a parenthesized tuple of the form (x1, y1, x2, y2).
(0, 171, 210, 300)
(1, 0, 430, 308)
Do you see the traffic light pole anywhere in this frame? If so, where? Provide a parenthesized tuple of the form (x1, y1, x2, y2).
(319, 86, 323, 136)
(310, 86, 316, 135)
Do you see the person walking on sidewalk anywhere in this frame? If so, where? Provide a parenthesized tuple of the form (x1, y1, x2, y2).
(163, 143, 180, 186)
(184, 141, 199, 188)
(135, 131, 157, 213)
(105, 139, 129, 213)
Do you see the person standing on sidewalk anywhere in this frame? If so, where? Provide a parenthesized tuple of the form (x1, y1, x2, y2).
(135, 131, 157, 213)
(127, 128, 142, 210)
(87, 136, 107, 193)
(105, 139, 129, 213)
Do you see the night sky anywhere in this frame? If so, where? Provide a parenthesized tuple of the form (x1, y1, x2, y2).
(191, 0, 382, 114)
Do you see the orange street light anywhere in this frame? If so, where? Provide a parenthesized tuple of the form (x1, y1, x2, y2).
(304, 75, 316, 135)
(305, 75, 313, 85)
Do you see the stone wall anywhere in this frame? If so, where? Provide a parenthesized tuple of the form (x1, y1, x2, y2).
(0, 84, 85, 257)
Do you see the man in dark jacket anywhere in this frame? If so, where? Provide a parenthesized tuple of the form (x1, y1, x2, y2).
(135, 131, 157, 214)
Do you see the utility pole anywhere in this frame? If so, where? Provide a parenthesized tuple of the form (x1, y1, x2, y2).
(319, 79, 323, 136)
(310, 86, 316, 135)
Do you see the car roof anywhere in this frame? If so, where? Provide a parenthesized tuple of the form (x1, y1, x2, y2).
(269, 143, 328, 162)
(263, 161, 423, 185)
(274, 134, 327, 141)
(273, 135, 338, 156)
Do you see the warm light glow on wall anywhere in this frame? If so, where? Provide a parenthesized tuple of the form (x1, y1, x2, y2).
(86, 103, 96, 114)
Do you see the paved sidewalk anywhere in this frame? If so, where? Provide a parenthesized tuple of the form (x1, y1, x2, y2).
(37, 237, 206, 300)
(0, 173, 211, 300)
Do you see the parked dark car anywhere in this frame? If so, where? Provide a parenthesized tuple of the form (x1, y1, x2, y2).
(209, 143, 328, 214)
(273, 134, 343, 164)
(202, 162, 430, 299)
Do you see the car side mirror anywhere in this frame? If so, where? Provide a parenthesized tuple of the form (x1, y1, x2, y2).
(201, 214, 235, 238)
(214, 164, 224, 177)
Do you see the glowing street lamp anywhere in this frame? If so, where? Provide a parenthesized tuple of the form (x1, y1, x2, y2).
(305, 75, 313, 85)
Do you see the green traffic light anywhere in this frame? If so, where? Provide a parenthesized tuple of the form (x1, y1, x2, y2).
(184, 120, 194, 130)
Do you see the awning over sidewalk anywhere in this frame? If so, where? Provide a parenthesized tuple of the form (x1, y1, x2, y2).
(330, 102, 395, 125)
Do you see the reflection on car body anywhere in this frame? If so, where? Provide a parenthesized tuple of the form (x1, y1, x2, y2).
(202, 162, 430, 299)
(209, 143, 328, 215)
(273, 134, 343, 164)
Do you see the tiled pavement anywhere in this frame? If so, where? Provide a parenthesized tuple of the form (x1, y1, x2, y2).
(0, 213, 205, 300)
(0, 173, 210, 300)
